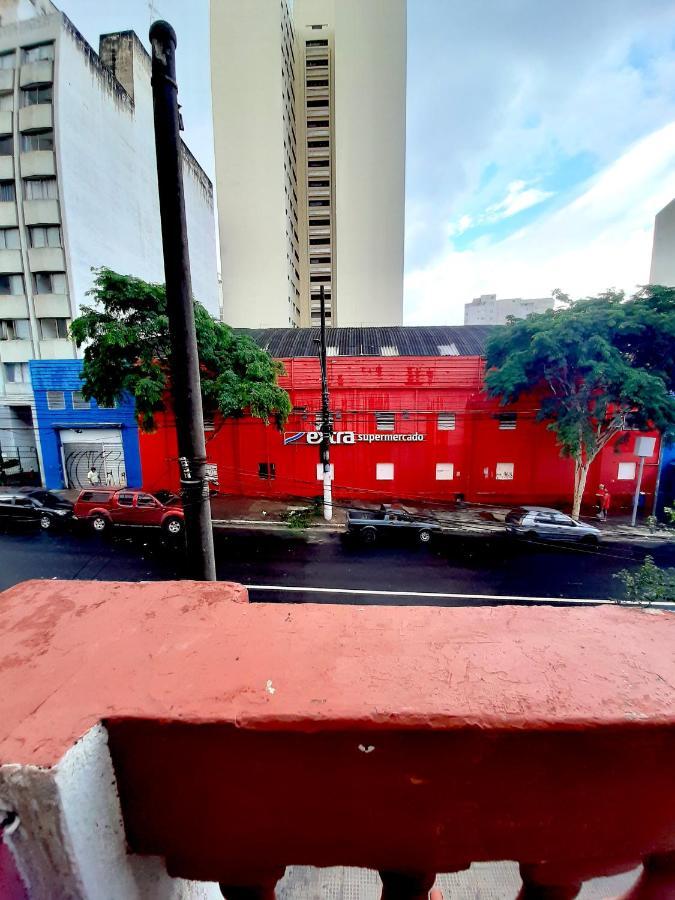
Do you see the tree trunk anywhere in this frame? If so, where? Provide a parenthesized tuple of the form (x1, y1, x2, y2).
(572, 460, 590, 519)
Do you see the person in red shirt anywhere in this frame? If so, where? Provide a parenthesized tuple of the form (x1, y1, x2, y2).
(595, 483, 611, 520)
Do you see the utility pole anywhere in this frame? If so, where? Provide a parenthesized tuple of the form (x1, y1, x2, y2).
(318, 285, 333, 521)
(149, 20, 216, 580)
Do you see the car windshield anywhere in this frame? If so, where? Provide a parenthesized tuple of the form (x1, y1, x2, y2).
(153, 491, 180, 505)
(29, 491, 70, 509)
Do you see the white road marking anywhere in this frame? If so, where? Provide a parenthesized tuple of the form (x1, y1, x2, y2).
(245, 583, 675, 608)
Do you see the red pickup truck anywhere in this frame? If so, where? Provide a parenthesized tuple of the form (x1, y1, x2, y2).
(73, 488, 184, 535)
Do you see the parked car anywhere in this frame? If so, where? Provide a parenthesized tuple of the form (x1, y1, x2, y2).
(505, 506, 601, 544)
(346, 504, 441, 545)
(73, 488, 184, 535)
(20, 488, 74, 530)
(0, 488, 73, 531)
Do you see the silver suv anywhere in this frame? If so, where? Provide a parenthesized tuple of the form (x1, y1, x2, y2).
(505, 506, 601, 544)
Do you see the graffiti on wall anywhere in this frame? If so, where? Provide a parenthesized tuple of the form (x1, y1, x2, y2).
(62, 443, 126, 489)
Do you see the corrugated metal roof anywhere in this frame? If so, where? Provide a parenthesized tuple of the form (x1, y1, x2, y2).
(236, 325, 494, 358)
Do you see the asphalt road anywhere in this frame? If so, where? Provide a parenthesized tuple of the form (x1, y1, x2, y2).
(0, 522, 674, 606)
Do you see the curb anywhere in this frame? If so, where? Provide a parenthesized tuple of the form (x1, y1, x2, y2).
(211, 519, 342, 533)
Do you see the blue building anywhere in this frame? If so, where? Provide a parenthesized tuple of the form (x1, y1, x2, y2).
(30, 360, 142, 490)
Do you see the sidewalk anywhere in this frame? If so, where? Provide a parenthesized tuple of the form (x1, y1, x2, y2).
(54, 488, 673, 543)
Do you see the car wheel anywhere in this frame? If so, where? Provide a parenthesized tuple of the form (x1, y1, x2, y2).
(418, 528, 431, 544)
(39, 514, 52, 531)
(360, 526, 377, 544)
(580, 534, 599, 546)
(91, 515, 108, 533)
(164, 516, 184, 536)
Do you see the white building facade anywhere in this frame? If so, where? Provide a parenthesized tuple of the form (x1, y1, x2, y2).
(0, 0, 219, 474)
(211, 0, 406, 329)
(650, 199, 675, 287)
(464, 294, 553, 326)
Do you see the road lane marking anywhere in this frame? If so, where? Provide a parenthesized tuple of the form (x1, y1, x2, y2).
(245, 584, 674, 608)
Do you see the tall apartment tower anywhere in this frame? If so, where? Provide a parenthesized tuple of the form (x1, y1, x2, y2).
(0, 0, 219, 474)
(211, 0, 406, 328)
(650, 199, 675, 287)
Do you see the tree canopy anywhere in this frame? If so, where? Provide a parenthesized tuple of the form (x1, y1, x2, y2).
(70, 268, 292, 431)
(484, 286, 675, 516)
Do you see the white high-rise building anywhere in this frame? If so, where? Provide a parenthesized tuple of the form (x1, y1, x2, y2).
(464, 294, 553, 326)
(650, 199, 675, 287)
(0, 0, 219, 463)
(211, 0, 406, 329)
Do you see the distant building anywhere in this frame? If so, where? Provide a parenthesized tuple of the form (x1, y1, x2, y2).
(650, 199, 675, 287)
(211, 0, 406, 328)
(0, 0, 218, 483)
(464, 294, 552, 326)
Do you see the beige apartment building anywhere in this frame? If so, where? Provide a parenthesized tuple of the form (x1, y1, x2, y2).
(211, 0, 406, 328)
(650, 198, 675, 287)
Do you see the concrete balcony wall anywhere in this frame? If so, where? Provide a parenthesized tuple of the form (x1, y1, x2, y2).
(0, 202, 18, 227)
(0, 68, 14, 93)
(0, 155, 14, 180)
(19, 60, 53, 88)
(23, 200, 59, 226)
(0, 249, 23, 274)
(18, 103, 52, 133)
(3, 382, 31, 398)
(0, 294, 28, 318)
(38, 338, 73, 360)
(0, 581, 674, 899)
(20, 150, 54, 178)
(0, 110, 13, 136)
(0, 340, 32, 362)
(28, 246, 64, 273)
(33, 293, 69, 318)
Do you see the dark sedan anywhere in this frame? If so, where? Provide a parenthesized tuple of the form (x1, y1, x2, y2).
(0, 488, 75, 531)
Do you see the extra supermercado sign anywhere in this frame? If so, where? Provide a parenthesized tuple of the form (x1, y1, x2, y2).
(284, 431, 425, 445)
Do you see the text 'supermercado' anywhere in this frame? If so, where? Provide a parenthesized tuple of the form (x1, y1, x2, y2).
(136, 326, 660, 513)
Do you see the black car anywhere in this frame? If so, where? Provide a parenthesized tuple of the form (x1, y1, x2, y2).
(0, 489, 74, 531)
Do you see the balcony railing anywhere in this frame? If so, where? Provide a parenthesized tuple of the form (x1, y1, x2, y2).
(0, 579, 673, 900)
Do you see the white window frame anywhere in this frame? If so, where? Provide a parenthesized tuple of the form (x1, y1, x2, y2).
(617, 461, 636, 481)
(437, 412, 456, 431)
(376, 462, 394, 481)
(46, 390, 65, 410)
(71, 391, 90, 410)
(375, 411, 395, 431)
(4, 362, 29, 384)
(496, 462, 514, 481)
(436, 463, 454, 481)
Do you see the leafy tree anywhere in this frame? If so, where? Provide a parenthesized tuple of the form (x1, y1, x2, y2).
(70, 268, 291, 431)
(485, 287, 675, 518)
(613, 555, 675, 604)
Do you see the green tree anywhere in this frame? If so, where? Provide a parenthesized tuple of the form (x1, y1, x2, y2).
(485, 287, 675, 518)
(613, 555, 675, 604)
(70, 268, 291, 431)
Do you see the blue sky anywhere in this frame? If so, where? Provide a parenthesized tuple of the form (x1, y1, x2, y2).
(59, 0, 675, 324)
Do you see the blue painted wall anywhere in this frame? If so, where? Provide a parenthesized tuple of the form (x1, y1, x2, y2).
(657, 440, 675, 517)
(29, 360, 141, 489)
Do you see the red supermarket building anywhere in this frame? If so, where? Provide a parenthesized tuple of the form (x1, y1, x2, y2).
(139, 326, 660, 512)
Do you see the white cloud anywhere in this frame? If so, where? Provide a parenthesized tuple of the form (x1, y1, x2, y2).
(404, 122, 675, 324)
(485, 181, 553, 220)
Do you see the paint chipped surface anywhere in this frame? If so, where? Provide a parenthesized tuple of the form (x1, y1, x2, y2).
(0, 579, 674, 770)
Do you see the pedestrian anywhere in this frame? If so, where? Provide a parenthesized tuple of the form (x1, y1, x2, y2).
(595, 483, 610, 521)
(86, 466, 100, 486)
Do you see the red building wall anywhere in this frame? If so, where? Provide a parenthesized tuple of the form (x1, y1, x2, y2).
(139, 356, 660, 513)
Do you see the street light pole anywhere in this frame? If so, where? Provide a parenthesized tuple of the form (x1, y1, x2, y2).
(318, 285, 333, 521)
(149, 20, 216, 580)
(631, 456, 646, 528)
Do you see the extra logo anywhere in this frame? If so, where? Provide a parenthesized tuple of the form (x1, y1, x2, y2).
(283, 431, 424, 445)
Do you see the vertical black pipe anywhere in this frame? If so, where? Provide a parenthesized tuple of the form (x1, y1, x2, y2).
(149, 20, 216, 580)
(319, 285, 332, 519)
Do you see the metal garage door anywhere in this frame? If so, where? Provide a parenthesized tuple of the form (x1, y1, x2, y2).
(59, 428, 126, 489)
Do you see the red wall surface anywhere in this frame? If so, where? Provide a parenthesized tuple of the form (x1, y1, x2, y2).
(139, 356, 660, 512)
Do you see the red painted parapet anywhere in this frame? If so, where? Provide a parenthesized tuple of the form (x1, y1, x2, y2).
(0, 581, 674, 899)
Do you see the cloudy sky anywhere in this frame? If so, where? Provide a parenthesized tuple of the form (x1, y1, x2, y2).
(59, 0, 675, 324)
